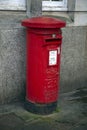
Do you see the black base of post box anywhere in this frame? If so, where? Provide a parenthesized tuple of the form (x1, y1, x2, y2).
(25, 100, 57, 115)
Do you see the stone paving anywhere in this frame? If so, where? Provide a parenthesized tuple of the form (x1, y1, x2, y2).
(0, 87, 87, 130)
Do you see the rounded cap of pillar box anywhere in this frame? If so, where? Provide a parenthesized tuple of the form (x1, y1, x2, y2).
(21, 16, 66, 29)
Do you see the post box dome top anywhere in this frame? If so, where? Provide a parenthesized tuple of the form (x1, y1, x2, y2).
(22, 17, 66, 28)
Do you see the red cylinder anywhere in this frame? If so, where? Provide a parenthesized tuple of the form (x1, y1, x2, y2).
(22, 17, 66, 114)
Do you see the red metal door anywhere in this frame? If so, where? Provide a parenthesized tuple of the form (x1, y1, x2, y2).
(26, 28, 62, 104)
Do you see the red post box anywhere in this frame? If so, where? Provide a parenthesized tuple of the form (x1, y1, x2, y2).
(22, 17, 66, 114)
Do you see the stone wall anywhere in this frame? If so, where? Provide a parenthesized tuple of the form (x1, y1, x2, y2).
(60, 26, 87, 93)
(30, 0, 42, 17)
(0, 12, 26, 104)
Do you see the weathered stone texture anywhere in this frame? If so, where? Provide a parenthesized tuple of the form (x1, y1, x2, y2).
(0, 27, 26, 104)
(60, 26, 87, 93)
(31, 0, 42, 17)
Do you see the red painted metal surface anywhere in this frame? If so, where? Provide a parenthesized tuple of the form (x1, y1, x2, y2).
(22, 17, 66, 104)
(22, 16, 66, 28)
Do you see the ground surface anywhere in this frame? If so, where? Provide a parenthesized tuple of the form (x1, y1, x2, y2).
(0, 87, 87, 130)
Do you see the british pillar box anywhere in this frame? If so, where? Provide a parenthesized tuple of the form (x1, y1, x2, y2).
(22, 17, 66, 114)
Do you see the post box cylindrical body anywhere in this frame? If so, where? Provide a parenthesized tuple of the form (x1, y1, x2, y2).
(22, 17, 66, 114)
